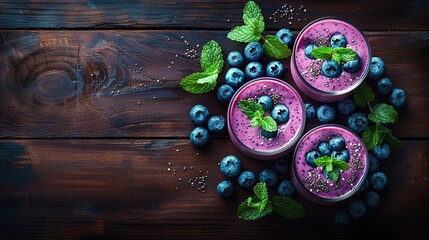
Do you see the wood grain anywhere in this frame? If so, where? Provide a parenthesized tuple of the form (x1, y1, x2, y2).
(0, 139, 427, 239)
(0, 0, 428, 31)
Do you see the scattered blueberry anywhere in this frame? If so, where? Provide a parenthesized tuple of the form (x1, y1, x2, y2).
(227, 51, 244, 67)
(317, 142, 332, 156)
(277, 180, 295, 196)
(377, 77, 393, 96)
(266, 61, 284, 78)
(368, 154, 379, 173)
(389, 88, 406, 107)
(190, 127, 210, 147)
(219, 155, 242, 177)
(217, 180, 234, 198)
(257, 95, 274, 111)
(330, 33, 348, 48)
(337, 98, 356, 115)
(347, 112, 369, 133)
(334, 209, 351, 226)
(343, 55, 361, 73)
(259, 169, 278, 186)
(358, 178, 369, 193)
(207, 116, 226, 134)
(260, 128, 278, 139)
(237, 171, 256, 189)
(189, 104, 210, 126)
(349, 199, 367, 219)
(305, 150, 320, 168)
(217, 84, 235, 103)
(225, 68, 245, 88)
(331, 149, 350, 162)
(368, 57, 385, 80)
(369, 172, 388, 191)
(304, 44, 317, 59)
(305, 103, 316, 119)
(271, 104, 290, 124)
(317, 104, 336, 123)
(244, 42, 264, 61)
(372, 143, 391, 160)
(276, 28, 294, 47)
(329, 136, 346, 151)
(245, 62, 264, 80)
(273, 158, 289, 173)
(365, 191, 381, 208)
(321, 60, 341, 78)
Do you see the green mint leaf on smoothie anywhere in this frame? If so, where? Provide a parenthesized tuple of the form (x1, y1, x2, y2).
(311, 46, 333, 60)
(368, 103, 398, 124)
(326, 168, 340, 182)
(228, 25, 261, 42)
(334, 47, 358, 62)
(332, 52, 342, 64)
(250, 110, 263, 128)
(260, 116, 277, 132)
(239, 100, 264, 119)
(353, 82, 375, 108)
(315, 156, 350, 182)
(312, 47, 357, 64)
(180, 72, 218, 94)
(263, 35, 291, 59)
(201, 40, 224, 75)
(332, 158, 350, 171)
(326, 162, 334, 172)
(243, 1, 264, 34)
(272, 196, 306, 219)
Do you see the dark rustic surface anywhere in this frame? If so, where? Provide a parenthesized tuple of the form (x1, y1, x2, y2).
(0, 1, 428, 239)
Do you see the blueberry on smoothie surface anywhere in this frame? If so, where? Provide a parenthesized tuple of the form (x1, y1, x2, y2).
(276, 28, 294, 47)
(317, 142, 332, 156)
(349, 199, 367, 219)
(277, 180, 295, 196)
(238, 171, 256, 189)
(266, 61, 284, 78)
(330, 33, 348, 48)
(389, 88, 406, 107)
(372, 143, 391, 160)
(369, 172, 388, 191)
(244, 42, 264, 61)
(271, 104, 290, 124)
(207, 116, 226, 134)
(347, 112, 368, 133)
(219, 155, 242, 177)
(260, 128, 278, 139)
(259, 169, 278, 186)
(337, 98, 356, 115)
(190, 127, 210, 147)
(368, 57, 385, 80)
(305, 103, 316, 119)
(225, 68, 245, 88)
(331, 149, 350, 162)
(377, 77, 393, 96)
(321, 60, 342, 78)
(189, 104, 210, 126)
(343, 55, 361, 73)
(227, 51, 244, 67)
(329, 136, 346, 151)
(217, 84, 235, 103)
(304, 44, 317, 59)
(245, 62, 264, 80)
(317, 104, 336, 123)
(305, 150, 320, 168)
(217, 180, 234, 198)
(257, 95, 274, 111)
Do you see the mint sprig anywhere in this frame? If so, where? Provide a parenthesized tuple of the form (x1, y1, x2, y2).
(353, 83, 403, 150)
(239, 100, 277, 132)
(314, 156, 350, 182)
(237, 182, 306, 220)
(227, 1, 291, 59)
(311, 47, 358, 64)
(180, 40, 224, 94)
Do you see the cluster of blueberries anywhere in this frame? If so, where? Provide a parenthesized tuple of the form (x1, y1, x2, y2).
(217, 29, 294, 103)
(305, 136, 350, 168)
(217, 155, 295, 198)
(256, 95, 290, 138)
(188, 104, 226, 147)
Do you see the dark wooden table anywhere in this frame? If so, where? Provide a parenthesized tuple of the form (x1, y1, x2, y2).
(0, 1, 428, 239)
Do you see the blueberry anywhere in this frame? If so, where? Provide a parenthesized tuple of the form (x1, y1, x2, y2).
(331, 149, 350, 162)
(245, 62, 264, 80)
(238, 171, 256, 189)
(259, 169, 278, 186)
(189, 104, 210, 126)
(347, 112, 368, 133)
(271, 104, 290, 124)
(277, 180, 295, 196)
(305, 150, 320, 168)
(343, 55, 361, 73)
(225, 68, 245, 88)
(334, 210, 351, 226)
(273, 158, 289, 173)
(358, 179, 369, 192)
(321, 60, 341, 78)
(304, 44, 317, 59)
(329, 136, 346, 151)
(217, 180, 234, 198)
(369, 172, 388, 191)
(365, 191, 381, 208)
(219, 155, 241, 177)
(244, 42, 264, 61)
(317, 104, 336, 123)
(330, 33, 348, 48)
(276, 28, 294, 47)
(372, 143, 391, 160)
(317, 142, 332, 156)
(257, 95, 274, 111)
(217, 84, 235, 103)
(266, 61, 284, 78)
(368, 154, 379, 173)
(260, 128, 278, 139)
(377, 77, 393, 96)
(207, 116, 226, 134)
(190, 127, 210, 147)
(227, 51, 244, 67)
(337, 98, 356, 115)
(349, 199, 367, 219)
(389, 88, 406, 107)
(368, 57, 385, 80)
(305, 103, 316, 119)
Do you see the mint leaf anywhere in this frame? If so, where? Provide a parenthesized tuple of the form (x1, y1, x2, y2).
(239, 100, 264, 119)
(237, 201, 273, 220)
(311, 46, 333, 60)
(326, 162, 333, 172)
(362, 125, 384, 150)
(378, 124, 404, 148)
(314, 156, 332, 167)
(243, 1, 264, 34)
(326, 168, 340, 182)
(227, 25, 261, 43)
(353, 82, 375, 108)
(250, 115, 263, 128)
(332, 159, 350, 171)
(332, 52, 342, 64)
(237, 182, 271, 220)
(253, 182, 269, 206)
(201, 40, 224, 75)
(180, 72, 218, 94)
(368, 103, 398, 124)
(260, 116, 277, 132)
(263, 35, 291, 59)
(272, 196, 306, 219)
(334, 47, 357, 62)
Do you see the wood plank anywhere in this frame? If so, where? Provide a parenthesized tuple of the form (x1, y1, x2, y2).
(0, 139, 427, 238)
(0, 0, 428, 31)
(1, 30, 428, 139)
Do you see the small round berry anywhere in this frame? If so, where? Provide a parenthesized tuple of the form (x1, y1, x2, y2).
(330, 33, 347, 48)
(372, 143, 391, 160)
(389, 88, 406, 107)
(257, 95, 274, 111)
(190, 127, 210, 147)
(305, 150, 320, 168)
(260, 128, 278, 139)
(277, 180, 295, 196)
(329, 136, 346, 151)
(276, 28, 294, 47)
(304, 44, 317, 59)
(365, 191, 381, 208)
(343, 55, 361, 73)
(305, 103, 316, 119)
(331, 149, 350, 162)
(225, 68, 245, 88)
(337, 98, 356, 115)
(321, 60, 341, 78)
(368, 154, 380, 173)
(217, 84, 235, 103)
(368, 57, 385, 80)
(349, 199, 367, 219)
(217, 180, 234, 198)
(334, 209, 351, 226)
(266, 61, 284, 78)
(273, 158, 289, 173)
(219, 155, 241, 177)
(271, 104, 290, 124)
(259, 169, 278, 186)
(227, 51, 244, 67)
(238, 171, 256, 189)
(377, 77, 393, 96)
(189, 104, 210, 126)
(317, 142, 332, 156)
(347, 112, 369, 133)
(244, 42, 264, 61)
(207, 116, 226, 134)
(369, 172, 388, 191)
(245, 62, 264, 80)
(317, 104, 336, 123)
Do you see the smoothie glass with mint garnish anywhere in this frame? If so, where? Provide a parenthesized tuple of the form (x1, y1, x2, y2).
(291, 124, 369, 204)
(227, 77, 306, 160)
(291, 17, 371, 102)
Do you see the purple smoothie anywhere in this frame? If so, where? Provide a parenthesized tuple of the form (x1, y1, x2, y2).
(227, 77, 306, 160)
(291, 17, 371, 102)
(291, 124, 368, 204)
